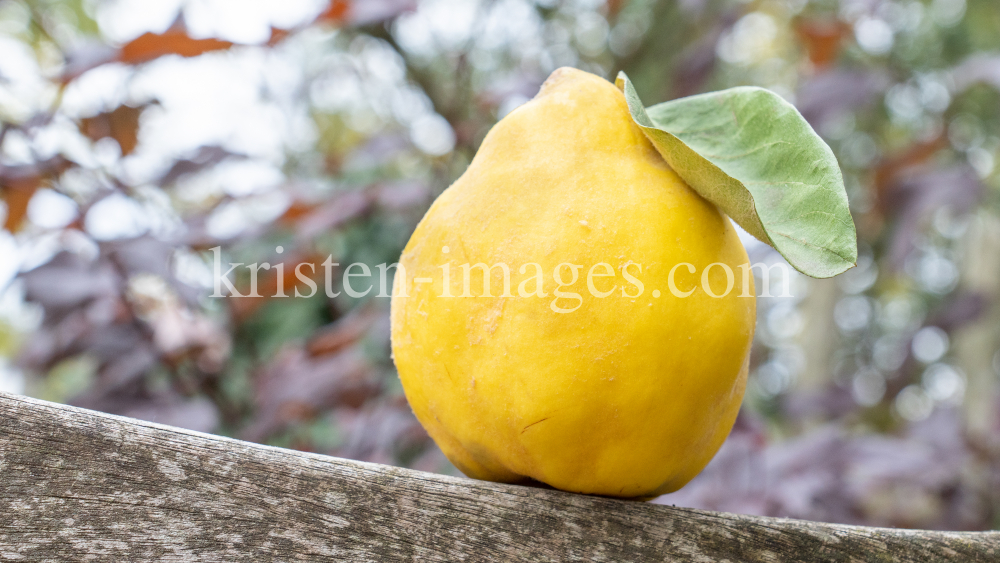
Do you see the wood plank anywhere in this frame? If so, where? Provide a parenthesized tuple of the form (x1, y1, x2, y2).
(0, 392, 997, 562)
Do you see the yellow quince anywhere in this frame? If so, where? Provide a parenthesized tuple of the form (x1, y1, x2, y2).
(390, 67, 755, 499)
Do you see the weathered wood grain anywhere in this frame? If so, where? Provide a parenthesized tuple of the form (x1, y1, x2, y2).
(0, 392, 997, 562)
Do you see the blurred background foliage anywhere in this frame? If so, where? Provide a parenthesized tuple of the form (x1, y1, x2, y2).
(1, 0, 999, 531)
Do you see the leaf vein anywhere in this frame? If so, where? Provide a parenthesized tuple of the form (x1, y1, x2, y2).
(694, 141, 792, 161)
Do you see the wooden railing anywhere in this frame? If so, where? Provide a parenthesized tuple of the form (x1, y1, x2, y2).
(0, 392, 997, 562)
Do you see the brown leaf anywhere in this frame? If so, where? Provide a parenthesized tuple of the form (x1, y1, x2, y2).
(284, 190, 374, 241)
(79, 104, 146, 156)
(119, 26, 233, 65)
(794, 18, 849, 68)
(229, 252, 327, 322)
(1, 177, 39, 232)
(316, 0, 351, 23)
(64, 17, 232, 78)
(266, 26, 291, 47)
(0, 156, 73, 232)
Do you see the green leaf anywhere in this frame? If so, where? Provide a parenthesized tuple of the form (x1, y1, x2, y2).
(615, 72, 857, 279)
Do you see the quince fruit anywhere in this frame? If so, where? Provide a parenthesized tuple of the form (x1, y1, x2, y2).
(390, 68, 755, 499)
